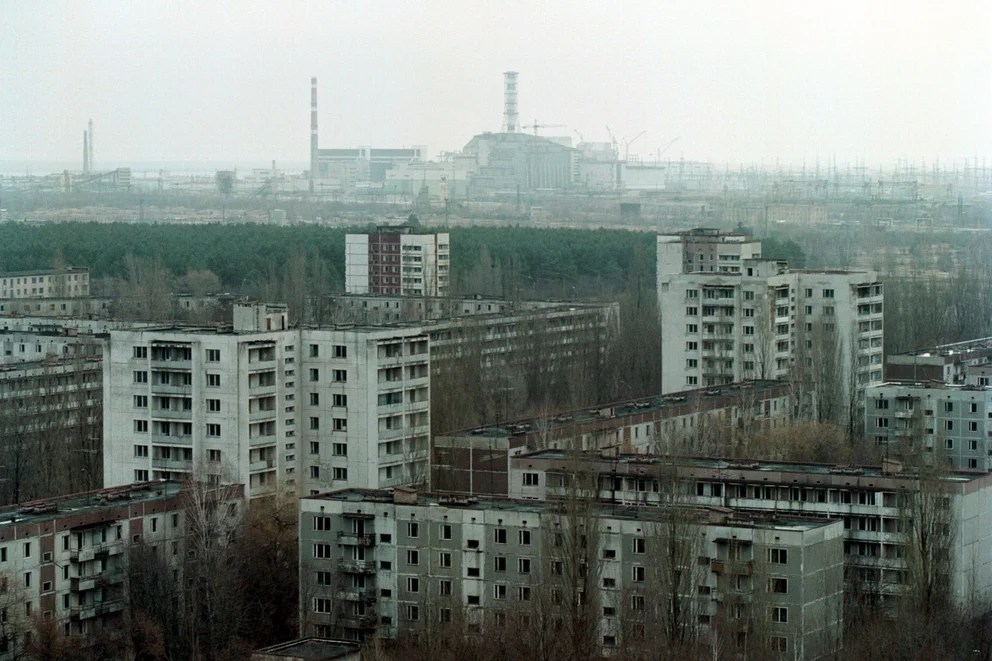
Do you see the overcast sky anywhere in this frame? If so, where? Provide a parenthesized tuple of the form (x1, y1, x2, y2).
(2, 0, 990, 169)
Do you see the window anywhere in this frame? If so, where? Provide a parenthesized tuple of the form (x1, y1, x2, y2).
(494, 584, 507, 600)
(333, 418, 347, 431)
(439, 552, 452, 568)
(440, 524, 452, 540)
(522, 472, 539, 486)
(686, 306, 698, 316)
(822, 288, 834, 298)
(772, 607, 788, 623)
(309, 344, 319, 358)
(633, 538, 645, 554)
(405, 605, 420, 621)
(310, 441, 320, 454)
(944, 401, 954, 413)
(206, 349, 220, 362)
(334, 345, 347, 358)
(207, 373, 220, 387)
(310, 393, 319, 406)
(133, 395, 147, 408)
(309, 368, 319, 382)
(518, 586, 531, 601)
(207, 423, 221, 437)
(494, 556, 507, 572)
(333, 369, 347, 382)
(518, 558, 531, 574)
(494, 528, 507, 544)
(768, 577, 788, 594)
(134, 420, 148, 433)
(686, 341, 698, 351)
(632, 566, 645, 582)
(133, 346, 148, 359)
(770, 637, 787, 652)
(134, 445, 148, 458)
(133, 370, 148, 384)
(333, 394, 347, 407)
(408, 522, 420, 538)
(333, 467, 347, 481)
(309, 417, 320, 430)
(686, 324, 698, 334)
(309, 466, 319, 479)
(207, 398, 221, 412)
(406, 577, 420, 593)
(769, 548, 788, 564)
(440, 579, 452, 595)
(519, 530, 531, 545)
(332, 443, 347, 456)
(135, 469, 149, 481)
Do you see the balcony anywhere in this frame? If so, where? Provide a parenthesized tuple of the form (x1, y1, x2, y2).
(151, 432, 193, 446)
(70, 571, 124, 592)
(338, 613, 378, 629)
(338, 559, 377, 574)
(249, 408, 277, 422)
(149, 383, 192, 396)
(337, 531, 375, 547)
(70, 599, 124, 620)
(249, 459, 276, 472)
(336, 589, 378, 604)
(69, 543, 123, 563)
(152, 458, 193, 472)
(150, 408, 192, 421)
(150, 358, 191, 371)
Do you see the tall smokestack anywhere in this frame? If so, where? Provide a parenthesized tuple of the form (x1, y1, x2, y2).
(83, 131, 89, 174)
(88, 119, 94, 172)
(310, 77, 318, 194)
(503, 71, 519, 133)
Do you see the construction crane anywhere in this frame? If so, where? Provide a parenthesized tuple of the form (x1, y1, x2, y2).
(521, 119, 565, 136)
(605, 125, 619, 159)
(623, 130, 646, 162)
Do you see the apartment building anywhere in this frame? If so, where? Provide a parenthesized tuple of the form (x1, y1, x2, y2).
(865, 382, 992, 470)
(0, 268, 90, 301)
(0, 481, 244, 660)
(885, 336, 992, 384)
(433, 381, 795, 495)
(103, 303, 431, 502)
(506, 450, 992, 609)
(299, 489, 843, 659)
(657, 229, 883, 424)
(0, 355, 103, 505)
(345, 228, 449, 297)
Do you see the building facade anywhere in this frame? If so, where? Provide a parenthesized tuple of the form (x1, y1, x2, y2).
(433, 381, 795, 495)
(0, 481, 243, 660)
(0, 268, 90, 301)
(658, 229, 883, 426)
(299, 489, 843, 659)
(506, 450, 992, 610)
(0, 355, 103, 505)
(345, 229, 450, 297)
(103, 303, 430, 502)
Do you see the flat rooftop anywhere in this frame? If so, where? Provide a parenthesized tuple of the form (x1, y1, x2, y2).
(871, 381, 992, 392)
(308, 488, 837, 533)
(0, 481, 184, 528)
(440, 380, 790, 439)
(252, 637, 360, 660)
(891, 336, 992, 359)
(514, 450, 986, 484)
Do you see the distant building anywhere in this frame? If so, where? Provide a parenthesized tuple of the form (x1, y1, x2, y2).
(432, 381, 795, 495)
(0, 268, 90, 300)
(885, 336, 992, 384)
(299, 488, 844, 659)
(345, 228, 449, 297)
(657, 229, 883, 426)
(460, 132, 577, 193)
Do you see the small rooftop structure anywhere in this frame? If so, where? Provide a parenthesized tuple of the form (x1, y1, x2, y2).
(251, 638, 361, 661)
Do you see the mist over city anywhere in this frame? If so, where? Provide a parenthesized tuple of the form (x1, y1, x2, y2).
(0, 2, 991, 660)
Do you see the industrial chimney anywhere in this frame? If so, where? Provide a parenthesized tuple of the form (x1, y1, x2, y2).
(503, 71, 519, 133)
(88, 119, 94, 172)
(310, 77, 318, 194)
(83, 131, 89, 174)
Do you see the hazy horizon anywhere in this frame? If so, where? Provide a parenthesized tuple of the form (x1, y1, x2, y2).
(3, 1, 990, 167)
